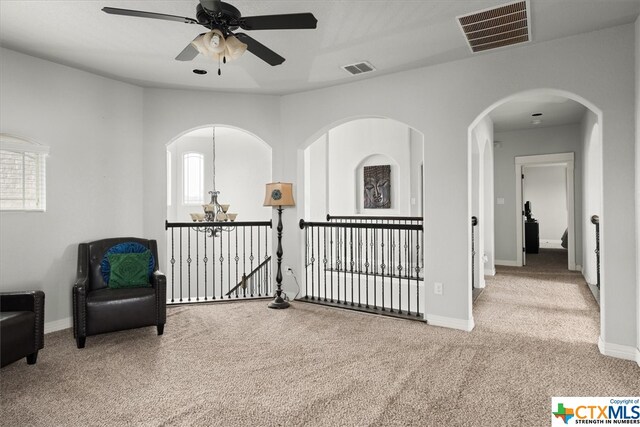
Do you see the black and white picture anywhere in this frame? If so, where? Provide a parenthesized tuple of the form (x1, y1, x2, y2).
(363, 165, 391, 209)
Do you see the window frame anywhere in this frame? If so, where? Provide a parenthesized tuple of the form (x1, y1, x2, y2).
(0, 134, 49, 212)
(182, 151, 204, 206)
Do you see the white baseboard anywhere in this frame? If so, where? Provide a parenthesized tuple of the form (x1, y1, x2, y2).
(426, 314, 475, 332)
(495, 259, 518, 267)
(485, 267, 496, 276)
(45, 317, 72, 334)
(637, 348, 640, 367)
(572, 264, 582, 272)
(597, 336, 637, 362)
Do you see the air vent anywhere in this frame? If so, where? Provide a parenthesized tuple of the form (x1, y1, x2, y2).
(457, 0, 531, 53)
(341, 61, 376, 76)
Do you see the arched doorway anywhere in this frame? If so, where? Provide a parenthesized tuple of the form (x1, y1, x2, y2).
(468, 88, 604, 341)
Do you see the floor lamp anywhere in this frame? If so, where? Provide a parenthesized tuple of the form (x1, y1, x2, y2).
(263, 182, 295, 309)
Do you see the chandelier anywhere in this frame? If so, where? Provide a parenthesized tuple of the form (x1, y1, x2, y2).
(189, 127, 237, 237)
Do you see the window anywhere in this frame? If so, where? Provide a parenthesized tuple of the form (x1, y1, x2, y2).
(0, 134, 48, 211)
(183, 152, 203, 205)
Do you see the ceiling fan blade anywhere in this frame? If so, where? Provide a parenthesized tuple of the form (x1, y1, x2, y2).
(199, 0, 223, 16)
(175, 37, 201, 61)
(240, 13, 318, 31)
(102, 7, 198, 24)
(234, 33, 285, 66)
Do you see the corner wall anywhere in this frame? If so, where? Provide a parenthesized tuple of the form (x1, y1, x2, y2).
(0, 48, 144, 329)
(635, 16, 640, 365)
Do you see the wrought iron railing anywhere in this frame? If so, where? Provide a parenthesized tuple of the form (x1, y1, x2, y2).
(327, 214, 423, 225)
(165, 220, 272, 303)
(591, 215, 600, 290)
(299, 219, 424, 320)
(471, 216, 478, 290)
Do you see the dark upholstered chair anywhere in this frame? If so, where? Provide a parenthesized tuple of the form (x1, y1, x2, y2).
(1, 291, 45, 368)
(73, 237, 166, 348)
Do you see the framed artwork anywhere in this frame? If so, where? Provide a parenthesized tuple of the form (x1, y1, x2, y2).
(363, 165, 391, 209)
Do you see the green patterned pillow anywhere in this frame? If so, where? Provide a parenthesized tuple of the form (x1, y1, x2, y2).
(107, 251, 151, 288)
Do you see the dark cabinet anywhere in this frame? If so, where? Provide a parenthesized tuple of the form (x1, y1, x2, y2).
(525, 221, 539, 254)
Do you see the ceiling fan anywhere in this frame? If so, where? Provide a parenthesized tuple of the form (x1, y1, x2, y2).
(102, 0, 317, 71)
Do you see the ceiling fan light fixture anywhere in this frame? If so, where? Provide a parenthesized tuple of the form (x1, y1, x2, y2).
(225, 35, 248, 61)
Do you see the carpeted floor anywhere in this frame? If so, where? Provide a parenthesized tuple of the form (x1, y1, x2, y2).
(1, 250, 638, 426)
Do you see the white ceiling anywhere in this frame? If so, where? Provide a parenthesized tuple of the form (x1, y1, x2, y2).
(1, 0, 639, 96)
(490, 93, 587, 132)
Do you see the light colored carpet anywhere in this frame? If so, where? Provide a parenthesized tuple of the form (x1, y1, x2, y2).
(2, 252, 638, 426)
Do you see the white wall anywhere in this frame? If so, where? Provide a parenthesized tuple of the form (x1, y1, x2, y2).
(0, 48, 144, 328)
(523, 166, 568, 245)
(581, 110, 601, 285)
(304, 134, 328, 221)
(494, 124, 582, 264)
(281, 25, 636, 347)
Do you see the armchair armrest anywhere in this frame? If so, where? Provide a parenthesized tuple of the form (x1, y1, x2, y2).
(0, 290, 45, 351)
(72, 278, 87, 341)
(151, 271, 167, 327)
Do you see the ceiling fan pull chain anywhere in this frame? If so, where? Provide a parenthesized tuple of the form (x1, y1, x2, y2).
(223, 56, 226, 64)
(218, 57, 221, 76)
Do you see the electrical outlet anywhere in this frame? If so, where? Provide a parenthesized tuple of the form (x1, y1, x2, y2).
(285, 266, 293, 276)
(434, 282, 443, 295)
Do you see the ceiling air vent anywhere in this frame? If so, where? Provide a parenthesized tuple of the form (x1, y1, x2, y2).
(457, 0, 531, 53)
(342, 61, 376, 76)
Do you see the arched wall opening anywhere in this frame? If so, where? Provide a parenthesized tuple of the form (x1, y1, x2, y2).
(303, 117, 424, 221)
(468, 88, 604, 341)
(166, 125, 272, 222)
(164, 125, 273, 302)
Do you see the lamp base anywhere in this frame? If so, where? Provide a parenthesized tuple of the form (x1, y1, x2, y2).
(268, 295, 290, 309)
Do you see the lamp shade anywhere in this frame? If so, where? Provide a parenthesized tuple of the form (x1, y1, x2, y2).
(263, 182, 295, 207)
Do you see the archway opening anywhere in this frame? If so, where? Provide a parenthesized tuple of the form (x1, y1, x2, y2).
(468, 88, 603, 340)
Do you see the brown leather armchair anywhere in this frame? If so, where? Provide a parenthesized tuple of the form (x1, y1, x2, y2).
(72, 237, 166, 348)
(1, 291, 45, 367)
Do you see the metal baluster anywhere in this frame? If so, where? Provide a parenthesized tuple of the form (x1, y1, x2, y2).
(264, 225, 269, 297)
(170, 227, 175, 303)
(591, 215, 600, 290)
(381, 227, 386, 311)
(226, 230, 231, 298)
(323, 227, 328, 302)
(195, 230, 199, 301)
(310, 226, 315, 300)
(250, 227, 256, 296)
(406, 229, 411, 315)
(243, 227, 247, 297)
(330, 225, 334, 303)
(187, 229, 192, 302)
(350, 227, 354, 306)
(471, 216, 478, 291)
(212, 230, 216, 300)
(203, 230, 208, 300)
(317, 227, 321, 301)
(398, 229, 402, 314)
(304, 226, 309, 299)
(365, 227, 369, 309)
(389, 228, 393, 312)
(219, 229, 224, 299)
(179, 228, 183, 303)
(343, 227, 348, 305)
(336, 226, 341, 304)
(257, 226, 261, 297)
(417, 229, 421, 316)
